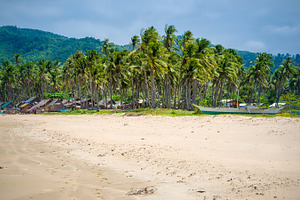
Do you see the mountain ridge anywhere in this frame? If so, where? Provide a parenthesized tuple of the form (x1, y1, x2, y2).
(0, 26, 299, 69)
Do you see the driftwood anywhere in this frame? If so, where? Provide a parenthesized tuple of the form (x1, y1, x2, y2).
(126, 186, 157, 196)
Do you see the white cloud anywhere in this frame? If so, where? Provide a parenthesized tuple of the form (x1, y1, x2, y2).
(264, 24, 300, 36)
(244, 40, 266, 52)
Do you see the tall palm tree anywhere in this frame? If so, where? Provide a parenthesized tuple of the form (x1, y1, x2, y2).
(141, 26, 167, 108)
(275, 57, 297, 104)
(0, 60, 15, 102)
(212, 50, 242, 107)
(288, 65, 300, 95)
(163, 25, 178, 108)
(37, 59, 47, 99)
(23, 61, 35, 98)
(163, 25, 177, 52)
(131, 35, 140, 50)
(247, 53, 273, 104)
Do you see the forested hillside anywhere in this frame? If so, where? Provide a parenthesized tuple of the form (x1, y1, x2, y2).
(0, 26, 129, 62)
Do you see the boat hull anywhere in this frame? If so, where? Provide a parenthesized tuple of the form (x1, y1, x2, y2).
(193, 105, 280, 115)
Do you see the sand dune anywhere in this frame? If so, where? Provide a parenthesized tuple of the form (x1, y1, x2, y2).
(0, 114, 299, 199)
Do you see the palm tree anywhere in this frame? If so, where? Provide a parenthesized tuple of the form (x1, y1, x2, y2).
(141, 26, 167, 108)
(24, 61, 35, 98)
(163, 25, 178, 108)
(37, 59, 47, 99)
(163, 25, 177, 52)
(275, 57, 297, 104)
(13, 53, 24, 103)
(288, 65, 300, 95)
(0, 60, 15, 102)
(101, 39, 111, 56)
(212, 50, 242, 107)
(131, 35, 140, 50)
(73, 51, 85, 101)
(247, 53, 273, 104)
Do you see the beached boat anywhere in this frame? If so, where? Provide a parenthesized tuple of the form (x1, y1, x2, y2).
(193, 104, 282, 115)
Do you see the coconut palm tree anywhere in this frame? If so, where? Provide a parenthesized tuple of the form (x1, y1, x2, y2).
(163, 25, 177, 52)
(163, 25, 178, 108)
(141, 26, 167, 108)
(0, 60, 15, 102)
(247, 53, 273, 104)
(37, 59, 48, 99)
(275, 57, 297, 104)
(212, 50, 242, 107)
(131, 35, 140, 50)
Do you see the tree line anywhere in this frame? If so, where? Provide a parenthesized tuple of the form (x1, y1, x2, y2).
(1, 25, 299, 110)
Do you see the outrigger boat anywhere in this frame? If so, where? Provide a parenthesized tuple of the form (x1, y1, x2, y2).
(193, 104, 282, 115)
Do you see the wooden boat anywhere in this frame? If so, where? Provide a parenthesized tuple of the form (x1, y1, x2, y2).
(193, 104, 282, 115)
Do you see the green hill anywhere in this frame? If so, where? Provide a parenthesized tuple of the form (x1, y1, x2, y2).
(0, 26, 129, 63)
(0, 26, 299, 69)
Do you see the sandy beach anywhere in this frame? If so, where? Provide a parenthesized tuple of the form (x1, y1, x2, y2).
(0, 114, 300, 200)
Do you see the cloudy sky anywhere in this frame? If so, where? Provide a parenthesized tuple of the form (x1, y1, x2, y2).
(1, 0, 299, 54)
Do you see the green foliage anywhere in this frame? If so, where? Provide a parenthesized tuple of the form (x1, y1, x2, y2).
(281, 94, 300, 105)
(112, 94, 121, 101)
(266, 90, 277, 105)
(0, 26, 131, 63)
(44, 93, 68, 99)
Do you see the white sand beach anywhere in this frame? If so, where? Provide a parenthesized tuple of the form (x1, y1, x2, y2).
(0, 114, 300, 199)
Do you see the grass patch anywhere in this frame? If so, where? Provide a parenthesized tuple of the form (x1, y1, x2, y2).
(41, 108, 204, 116)
(128, 108, 203, 116)
(40, 108, 300, 118)
(41, 109, 114, 115)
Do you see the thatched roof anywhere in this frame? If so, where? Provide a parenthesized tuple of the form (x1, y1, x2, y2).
(48, 99, 61, 106)
(25, 97, 39, 104)
(29, 99, 51, 111)
(16, 101, 25, 107)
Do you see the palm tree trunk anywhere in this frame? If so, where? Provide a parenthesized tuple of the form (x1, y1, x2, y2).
(248, 79, 257, 104)
(276, 76, 286, 105)
(150, 62, 156, 108)
(192, 79, 198, 105)
(203, 82, 208, 100)
(109, 78, 113, 109)
(257, 84, 262, 105)
(178, 84, 181, 109)
(218, 80, 224, 107)
(186, 78, 192, 110)
(96, 84, 99, 111)
(131, 73, 135, 109)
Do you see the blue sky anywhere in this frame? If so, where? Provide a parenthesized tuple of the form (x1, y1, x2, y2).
(1, 0, 299, 54)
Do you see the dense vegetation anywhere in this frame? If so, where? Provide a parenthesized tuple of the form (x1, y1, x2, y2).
(0, 26, 129, 62)
(1, 25, 299, 110)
